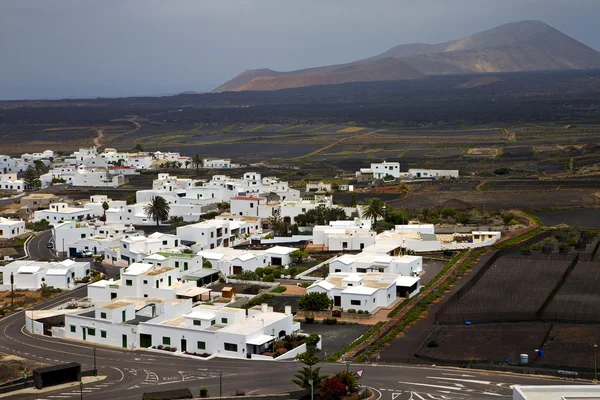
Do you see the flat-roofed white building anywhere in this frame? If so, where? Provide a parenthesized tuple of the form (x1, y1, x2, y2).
(32, 202, 93, 223)
(0, 217, 26, 239)
(329, 253, 422, 276)
(103, 233, 184, 266)
(312, 219, 374, 251)
(0, 173, 25, 192)
(307, 272, 420, 313)
(0, 259, 90, 290)
(512, 385, 600, 400)
(371, 161, 401, 179)
(408, 169, 459, 179)
(199, 245, 295, 276)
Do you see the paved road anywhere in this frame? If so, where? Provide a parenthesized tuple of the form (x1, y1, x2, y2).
(0, 289, 580, 400)
(27, 230, 58, 261)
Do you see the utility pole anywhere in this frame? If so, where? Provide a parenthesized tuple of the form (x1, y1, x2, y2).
(10, 272, 14, 309)
(219, 370, 222, 397)
(93, 347, 97, 376)
(80, 381, 83, 400)
(594, 343, 598, 383)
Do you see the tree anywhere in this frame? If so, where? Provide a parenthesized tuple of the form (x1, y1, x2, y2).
(23, 166, 41, 189)
(185, 160, 191, 170)
(361, 198, 385, 227)
(501, 211, 514, 225)
(102, 201, 109, 217)
(334, 371, 359, 393)
(455, 211, 471, 224)
(349, 193, 357, 207)
(33, 160, 48, 177)
(292, 334, 326, 393)
(269, 208, 288, 236)
(290, 249, 309, 264)
(144, 196, 170, 227)
(132, 143, 144, 152)
(298, 292, 331, 311)
(192, 153, 202, 174)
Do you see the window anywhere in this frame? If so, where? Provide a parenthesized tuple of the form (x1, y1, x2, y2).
(143, 280, 148, 284)
(100, 312, 107, 319)
(193, 320, 201, 326)
(122, 310, 126, 322)
(125, 279, 133, 286)
(198, 341, 206, 350)
(210, 320, 216, 326)
(70, 325, 76, 333)
(101, 330, 107, 338)
(184, 262, 188, 271)
(81, 233, 86, 239)
(356, 268, 367, 273)
(388, 294, 391, 299)
(88, 328, 96, 336)
(373, 298, 376, 303)
(250, 203, 254, 208)
(162, 240, 167, 245)
(175, 261, 179, 268)
(224, 343, 238, 352)
(350, 300, 361, 306)
(163, 337, 171, 345)
(221, 318, 228, 324)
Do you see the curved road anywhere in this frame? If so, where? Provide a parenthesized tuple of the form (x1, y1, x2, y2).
(0, 291, 575, 400)
(27, 230, 58, 261)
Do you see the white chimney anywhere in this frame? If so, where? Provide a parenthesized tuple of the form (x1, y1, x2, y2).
(261, 303, 268, 313)
(285, 305, 292, 316)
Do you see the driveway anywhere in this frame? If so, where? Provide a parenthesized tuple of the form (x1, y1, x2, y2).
(299, 323, 371, 358)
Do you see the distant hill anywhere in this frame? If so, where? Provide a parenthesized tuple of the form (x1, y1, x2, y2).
(214, 20, 600, 92)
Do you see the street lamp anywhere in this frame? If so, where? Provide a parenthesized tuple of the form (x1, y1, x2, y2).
(346, 361, 350, 374)
(309, 379, 314, 400)
(79, 380, 83, 400)
(272, 328, 275, 355)
(594, 343, 598, 383)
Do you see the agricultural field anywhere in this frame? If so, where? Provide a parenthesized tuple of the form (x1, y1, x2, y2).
(437, 255, 573, 324)
(417, 322, 551, 363)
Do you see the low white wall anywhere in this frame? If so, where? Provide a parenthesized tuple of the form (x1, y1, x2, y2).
(275, 343, 306, 361)
(52, 326, 65, 338)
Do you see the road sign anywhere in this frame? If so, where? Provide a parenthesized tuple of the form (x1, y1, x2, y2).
(356, 369, 364, 378)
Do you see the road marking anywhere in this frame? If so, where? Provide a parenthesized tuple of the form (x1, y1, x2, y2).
(441, 373, 475, 378)
(398, 382, 462, 391)
(429, 376, 492, 385)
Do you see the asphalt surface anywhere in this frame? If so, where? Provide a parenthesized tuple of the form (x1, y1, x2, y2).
(27, 230, 58, 261)
(0, 289, 581, 400)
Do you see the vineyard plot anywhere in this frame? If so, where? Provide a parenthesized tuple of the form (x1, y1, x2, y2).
(541, 262, 600, 322)
(439, 256, 572, 323)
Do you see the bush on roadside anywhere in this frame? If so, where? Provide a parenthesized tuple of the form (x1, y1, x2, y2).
(323, 318, 337, 325)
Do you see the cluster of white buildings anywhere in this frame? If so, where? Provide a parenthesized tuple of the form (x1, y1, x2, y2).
(0, 259, 90, 290)
(0, 173, 25, 192)
(355, 161, 459, 181)
(0, 151, 54, 175)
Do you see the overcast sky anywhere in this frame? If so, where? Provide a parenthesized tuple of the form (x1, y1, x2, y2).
(0, 0, 598, 100)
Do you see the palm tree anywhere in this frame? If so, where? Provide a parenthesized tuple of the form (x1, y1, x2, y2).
(144, 196, 170, 227)
(361, 198, 385, 227)
(192, 154, 202, 174)
(102, 201, 109, 223)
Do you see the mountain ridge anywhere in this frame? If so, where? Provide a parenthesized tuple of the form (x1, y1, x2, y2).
(214, 20, 600, 92)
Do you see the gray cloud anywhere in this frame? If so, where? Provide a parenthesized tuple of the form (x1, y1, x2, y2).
(0, 0, 598, 99)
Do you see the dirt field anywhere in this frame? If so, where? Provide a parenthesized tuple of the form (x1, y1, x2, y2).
(534, 324, 600, 369)
(417, 322, 551, 363)
(0, 352, 46, 382)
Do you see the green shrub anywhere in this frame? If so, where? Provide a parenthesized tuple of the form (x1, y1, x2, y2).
(347, 309, 356, 314)
(305, 316, 314, 324)
(272, 286, 287, 293)
(255, 267, 264, 277)
(262, 275, 275, 283)
(298, 292, 331, 311)
(426, 339, 439, 348)
(357, 310, 364, 314)
(200, 387, 208, 398)
(263, 268, 273, 275)
(323, 318, 337, 325)
(272, 270, 282, 279)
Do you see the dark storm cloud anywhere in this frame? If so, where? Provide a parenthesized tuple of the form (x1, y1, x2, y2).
(0, 0, 598, 99)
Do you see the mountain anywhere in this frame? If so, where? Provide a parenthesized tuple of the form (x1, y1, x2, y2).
(214, 20, 600, 92)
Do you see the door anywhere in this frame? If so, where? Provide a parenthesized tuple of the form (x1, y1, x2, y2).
(122, 334, 127, 348)
(334, 296, 341, 307)
(181, 339, 187, 352)
(82, 328, 86, 341)
(233, 266, 242, 275)
(140, 334, 152, 348)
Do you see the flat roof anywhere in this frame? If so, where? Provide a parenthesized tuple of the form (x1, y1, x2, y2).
(144, 266, 173, 276)
(395, 276, 420, 287)
(513, 385, 600, 400)
(101, 301, 131, 310)
(247, 334, 275, 346)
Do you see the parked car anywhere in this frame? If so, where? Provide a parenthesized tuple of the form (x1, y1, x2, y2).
(46, 242, 53, 249)
(74, 250, 93, 258)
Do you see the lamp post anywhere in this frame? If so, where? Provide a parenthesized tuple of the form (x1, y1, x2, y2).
(309, 379, 314, 400)
(346, 361, 350, 374)
(79, 380, 83, 400)
(93, 347, 97, 376)
(272, 328, 275, 355)
(594, 343, 598, 383)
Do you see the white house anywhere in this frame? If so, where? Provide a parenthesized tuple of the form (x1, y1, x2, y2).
(176, 218, 259, 251)
(87, 262, 196, 302)
(307, 272, 420, 313)
(312, 219, 374, 251)
(203, 159, 237, 169)
(371, 161, 401, 179)
(0, 259, 90, 290)
(0, 173, 25, 192)
(103, 233, 185, 266)
(0, 217, 26, 239)
(199, 246, 295, 276)
(408, 169, 459, 180)
(48, 165, 124, 187)
(0, 155, 19, 174)
(329, 253, 422, 276)
(33, 202, 93, 223)
(52, 219, 139, 256)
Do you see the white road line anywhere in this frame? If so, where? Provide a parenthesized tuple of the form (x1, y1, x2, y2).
(398, 382, 462, 391)
(428, 376, 492, 385)
(441, 373, 475, 378)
